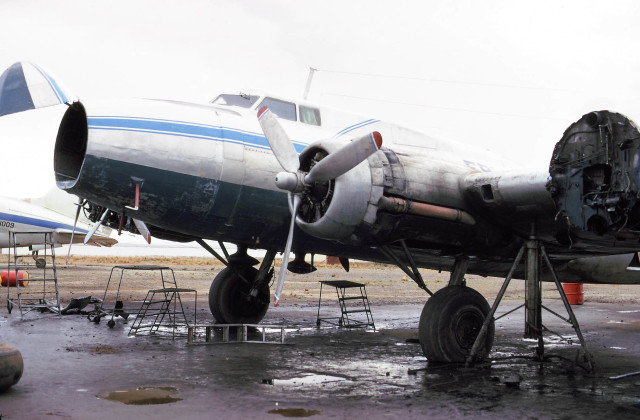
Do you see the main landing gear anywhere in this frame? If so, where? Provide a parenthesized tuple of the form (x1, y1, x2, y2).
(419, 285, 494, 363)
(381, 243, 493, 363)
(197, 240, 275, 324)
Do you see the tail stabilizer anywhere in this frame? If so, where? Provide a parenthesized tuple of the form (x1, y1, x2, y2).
(0, 62, 76, 116)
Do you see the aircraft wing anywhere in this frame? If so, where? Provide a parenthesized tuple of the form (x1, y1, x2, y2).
(54, 231, 117, 247)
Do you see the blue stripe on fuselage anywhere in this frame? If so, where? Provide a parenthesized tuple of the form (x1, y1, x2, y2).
(0, 212, 89, 234)
(88, 116, 308, 153)
(333, 118, 379, 137)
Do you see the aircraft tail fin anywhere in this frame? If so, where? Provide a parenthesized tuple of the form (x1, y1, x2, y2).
(0, 62, 76, 116)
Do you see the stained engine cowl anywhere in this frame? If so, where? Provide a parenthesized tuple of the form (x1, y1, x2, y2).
(293, 139, 384, 243)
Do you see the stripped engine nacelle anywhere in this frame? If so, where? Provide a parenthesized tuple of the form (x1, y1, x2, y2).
(549, 111, 640, 242)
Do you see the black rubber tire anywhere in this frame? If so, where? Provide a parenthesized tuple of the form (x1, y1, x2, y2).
(0, 344, 23, 390)
(418, 285, 494, 363)
(107, 319, 115, 328)
(208, 266, 270, 324)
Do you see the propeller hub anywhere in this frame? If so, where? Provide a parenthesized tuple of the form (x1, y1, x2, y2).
(275, 171, 305, 193)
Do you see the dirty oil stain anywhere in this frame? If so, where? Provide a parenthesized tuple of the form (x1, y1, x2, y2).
(100, 386, 182, 405)
(268, 408, 321, 417)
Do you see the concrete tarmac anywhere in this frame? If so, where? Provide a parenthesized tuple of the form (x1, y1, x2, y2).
(1, 296, 640, 419)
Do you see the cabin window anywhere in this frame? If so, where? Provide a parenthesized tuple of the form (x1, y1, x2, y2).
(257, 97, 296, 121)
(211, 93, 259, 108)
(299, 105, 321, 126)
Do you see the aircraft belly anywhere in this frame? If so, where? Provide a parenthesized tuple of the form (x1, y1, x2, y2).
(70, 154, 295, 247)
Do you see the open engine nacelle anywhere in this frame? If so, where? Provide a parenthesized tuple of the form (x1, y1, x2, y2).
(550, 111, 640, 242)
(292, 139, 384, 243)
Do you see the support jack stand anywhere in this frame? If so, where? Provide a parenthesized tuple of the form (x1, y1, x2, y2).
(466, 236, 595, 372)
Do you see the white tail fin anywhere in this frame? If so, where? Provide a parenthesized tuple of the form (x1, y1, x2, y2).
(0, 62, 76, 116)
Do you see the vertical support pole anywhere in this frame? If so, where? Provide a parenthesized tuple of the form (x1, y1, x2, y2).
(316, 282, 324, 327)
(524, 238, 542, 340)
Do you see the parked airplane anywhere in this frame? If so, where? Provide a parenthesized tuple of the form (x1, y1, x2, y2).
(2, 61, 639, 363)
(0, 190, 116, 251)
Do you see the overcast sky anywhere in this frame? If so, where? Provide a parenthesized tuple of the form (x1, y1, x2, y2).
(1, 0, 639, 175)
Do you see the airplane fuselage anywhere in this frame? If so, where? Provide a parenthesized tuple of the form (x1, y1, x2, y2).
(54, 99, 522, 256)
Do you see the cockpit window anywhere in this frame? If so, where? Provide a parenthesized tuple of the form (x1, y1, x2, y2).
(299, 105, 321, 126)
(257, 97, 296, 121)
(211, 93, 259, 108)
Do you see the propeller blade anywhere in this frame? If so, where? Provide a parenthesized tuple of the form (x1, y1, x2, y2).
(273, 194, 301, 306)
(133, 218, 152, 244)
(257, 106, 300, 173)
(84, 208, 108, 244)
(66, 197, 84, 263)
(305, 131, 382, 183)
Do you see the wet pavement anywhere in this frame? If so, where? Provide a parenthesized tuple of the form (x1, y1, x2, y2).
(1, 299, 640, 419)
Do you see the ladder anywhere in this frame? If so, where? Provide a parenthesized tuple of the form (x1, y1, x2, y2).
(316, 280, 375, 329)
(5, 231, 60, 317)
(128, 287, 196, 339)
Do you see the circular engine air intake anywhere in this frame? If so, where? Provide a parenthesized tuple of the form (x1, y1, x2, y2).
(293, 140, 382, 242)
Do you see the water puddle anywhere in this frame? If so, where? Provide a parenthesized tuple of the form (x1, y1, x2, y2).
(99, 386, 182, 405)
(264, 374, 348, 386)
(268, 408, 321, 417)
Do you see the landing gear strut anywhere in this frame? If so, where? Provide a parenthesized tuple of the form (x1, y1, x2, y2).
(381, 242, 492, 362)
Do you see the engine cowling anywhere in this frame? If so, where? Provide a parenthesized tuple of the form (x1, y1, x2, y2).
(292, 139, 384, 243)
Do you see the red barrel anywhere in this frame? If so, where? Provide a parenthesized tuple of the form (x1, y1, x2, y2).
(562, 283, 584, 305)
(1, 271, 29, 287)
(325, 256, 341, 265)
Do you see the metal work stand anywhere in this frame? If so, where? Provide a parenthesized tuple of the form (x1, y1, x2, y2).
(316, 280, 375, 329)
(467, 237, 595, 371)
(5, 231, 60, 317)
(91, 265, 195, 331)
(129, 287, 196, 339)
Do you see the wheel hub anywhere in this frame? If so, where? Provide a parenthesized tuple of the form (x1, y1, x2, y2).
(454, 309, 484, 349)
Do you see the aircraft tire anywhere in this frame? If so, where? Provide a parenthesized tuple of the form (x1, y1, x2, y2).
(208, 266, 270, 324)
(418, 285, 494, 363)
(0, 344, 23, 391)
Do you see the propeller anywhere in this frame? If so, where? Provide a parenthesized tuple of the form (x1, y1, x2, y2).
(257, 106, 382, 305)
(84, 207, 109, 244)
(133, 218, 152, 244)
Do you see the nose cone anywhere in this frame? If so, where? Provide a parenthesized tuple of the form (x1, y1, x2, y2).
(275, 171, 300, 192)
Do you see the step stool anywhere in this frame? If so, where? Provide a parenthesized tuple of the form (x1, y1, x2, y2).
(128, 287, 197, 339)
(316, 280, 375, 329)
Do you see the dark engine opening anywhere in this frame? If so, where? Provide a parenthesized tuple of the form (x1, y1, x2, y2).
(54, 102, 87, 183)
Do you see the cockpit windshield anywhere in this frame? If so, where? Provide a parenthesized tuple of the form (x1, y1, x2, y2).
(211, 93, 260, 108)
